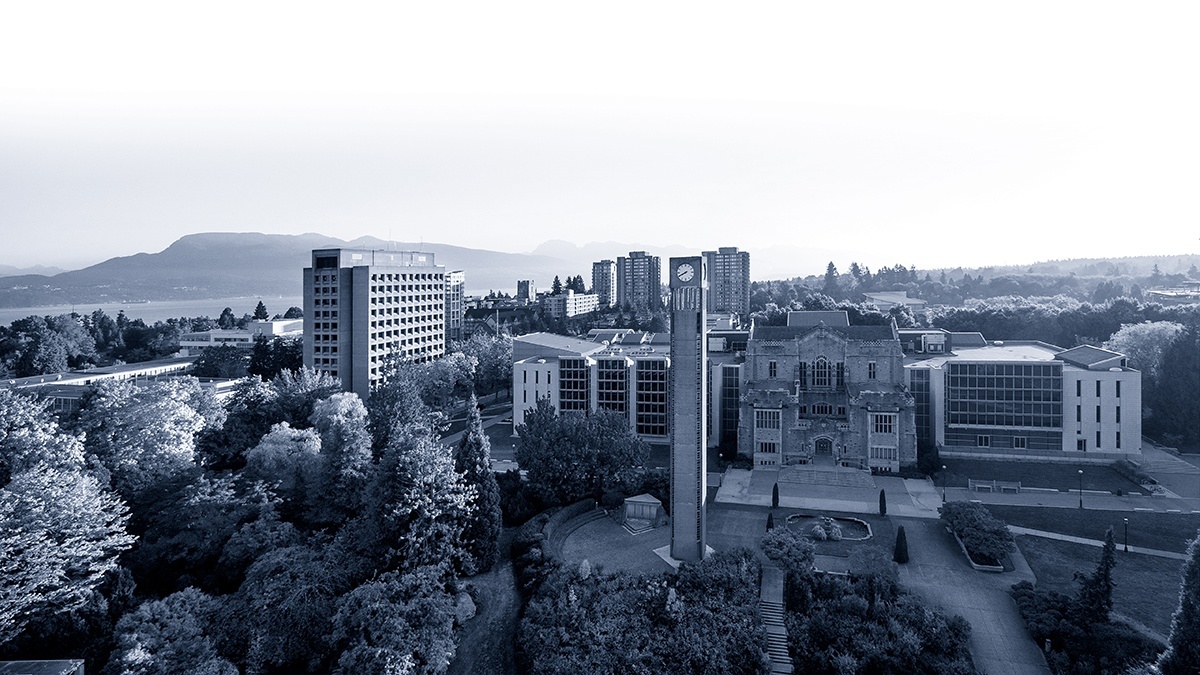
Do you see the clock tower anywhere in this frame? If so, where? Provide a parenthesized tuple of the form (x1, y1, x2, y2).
(668, 255, 707, 562)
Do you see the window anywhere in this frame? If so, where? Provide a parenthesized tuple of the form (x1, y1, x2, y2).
(1116, 431, 1121, 449)
(768, 360, 777, 378)
(838, 406, 846, 416)
(1096, 381, 1101, 397)
(1076, 405, 1081, 423)
(755, 409, 781, 430)
(1077, 438, 1087, 451)
(798, 362, 808, 389)
(872, 413, 895, 434)
(1076, 380, 1082, 397)
(868, 361, 877, 380)
(1116, 406, 1121, 423)
(814, 358, 830, 387)
(1096, 431, 1102, 448)
(836, 363, 845, 387)
(757, 441, 779, 454)
(1013, 436, 1027, 449)
(1116, 381, 1121, 398)
(813, 403, 832, 415)
(977, 435, 991, 447)
(1096, 405, 1102, 423)
(869, 447, 898, 461)
(523, 371, 527, 383)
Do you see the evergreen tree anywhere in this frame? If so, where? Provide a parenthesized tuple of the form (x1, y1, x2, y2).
(1158, 529, 1200, 674)
(253, 301, 270, 320)
(551, 275, 563, 295)
(772, 482, 779, 509)
(879, 489, 887, 516)
(765, 512, 775, 531)
(894, 526, 909, 564)
(1074, 527, 1117, 626)
(454, 395, 502, 574)
(218, 307, 237, 329)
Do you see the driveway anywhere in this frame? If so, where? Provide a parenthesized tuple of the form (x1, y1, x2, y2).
(897, 518, 1051, 675)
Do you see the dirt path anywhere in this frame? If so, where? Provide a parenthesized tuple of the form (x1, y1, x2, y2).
(449, 529, 519, 675)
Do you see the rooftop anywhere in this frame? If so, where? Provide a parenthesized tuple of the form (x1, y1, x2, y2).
(753, 323, 896, 342)
(906, 341, 1062, 367)
(787, 311, 850, 327)
(1055, 344, 1127, 368)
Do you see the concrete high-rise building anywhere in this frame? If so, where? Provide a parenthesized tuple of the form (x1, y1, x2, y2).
(304, 248, 446, 400)
(668, 255, 707, 562)
(702, 247, 751, 316)
(516, 280, 536, 304)
(592, 259, 616, 308)
(616, 251, 662, 310)
(446, 270, 465, 344)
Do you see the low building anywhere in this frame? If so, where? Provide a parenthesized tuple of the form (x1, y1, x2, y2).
(541, 290, 600, 318)
(863, 291, 928, 315)
(178, 319, 304, 356)
(905, 339, 1141, 459)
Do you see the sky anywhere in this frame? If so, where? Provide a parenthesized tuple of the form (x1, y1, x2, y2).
(2, 1, 1198, 278)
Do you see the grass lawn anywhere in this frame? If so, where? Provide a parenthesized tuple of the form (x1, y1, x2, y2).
(986, 505, 1200, 554)
(484, 424, 517, 461)
(1017, 535, 1182, 638)
(942, 458, 1143, 494)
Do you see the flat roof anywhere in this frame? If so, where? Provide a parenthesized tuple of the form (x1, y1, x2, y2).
(906, 341, 1061, 367)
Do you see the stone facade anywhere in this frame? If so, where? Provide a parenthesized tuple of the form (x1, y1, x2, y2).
(738, 315, 917, 472)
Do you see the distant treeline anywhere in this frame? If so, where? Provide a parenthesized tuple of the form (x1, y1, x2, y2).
(0, 302, 303, 378)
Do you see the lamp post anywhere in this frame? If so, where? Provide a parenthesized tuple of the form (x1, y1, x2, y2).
(942, 464, 948, 503)
(1078, 469, 1084, 509)
(1124, 517, 1129, 553)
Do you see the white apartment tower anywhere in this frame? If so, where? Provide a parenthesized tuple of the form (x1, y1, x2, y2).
(592, 259, 616, 308)
(446, 270, 465, 344)
(304, 248, 446, 400)
(702, 247, 751, 316)
(616, 251, 662, 310)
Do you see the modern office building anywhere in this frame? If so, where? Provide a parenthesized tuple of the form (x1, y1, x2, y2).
(446, 270, 465, 343)
(904, 334, 1141, 458)
(511, 331, 673, 442)
(738, 311, 917, 472)
(178, 319, 304, 356)
(303, 248, 446, 400)
(702, 247, 751, 316)
(592, 259, 617, 308)
(616, 251, 662, 310)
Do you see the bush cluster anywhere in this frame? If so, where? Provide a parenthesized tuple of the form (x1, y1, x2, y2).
(939, 501, 1014, 565)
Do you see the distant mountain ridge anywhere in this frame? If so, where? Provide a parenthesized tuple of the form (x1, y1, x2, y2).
(0, 233, 572, 308)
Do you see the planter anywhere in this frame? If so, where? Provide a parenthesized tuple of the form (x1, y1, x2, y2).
(946, 526, 1004, 573)
(786, 514, 873, 541)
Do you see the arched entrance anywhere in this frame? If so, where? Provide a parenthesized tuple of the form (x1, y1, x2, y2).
(815, 438, 833, 455)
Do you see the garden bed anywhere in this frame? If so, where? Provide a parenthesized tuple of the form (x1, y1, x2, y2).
(786, 513, 873, 541)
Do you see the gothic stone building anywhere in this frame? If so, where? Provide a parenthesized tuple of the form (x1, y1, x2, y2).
(738, 312, 917, 472)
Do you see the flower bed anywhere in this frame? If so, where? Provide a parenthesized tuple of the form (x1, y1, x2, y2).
(786, 514, 872, 541)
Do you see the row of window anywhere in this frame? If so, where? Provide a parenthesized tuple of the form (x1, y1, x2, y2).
(1075, 405, 1122, 423)
(1076, 379, 1122, 398)
(369, 273, 442, 282)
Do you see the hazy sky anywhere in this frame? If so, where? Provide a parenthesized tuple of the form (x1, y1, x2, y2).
(2, 1, 1198, 275)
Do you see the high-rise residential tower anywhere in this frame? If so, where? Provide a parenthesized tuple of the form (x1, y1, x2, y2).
(592, 259, 616, 308)
(702, 247, 751, 316)
(616, 251, 662, 310)
(446, 270, 465, 344)
(668, 255, 707, 562)
(304, 248, 446, 400)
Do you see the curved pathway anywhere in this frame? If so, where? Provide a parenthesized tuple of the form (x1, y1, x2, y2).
(897, 517, 1051, 675)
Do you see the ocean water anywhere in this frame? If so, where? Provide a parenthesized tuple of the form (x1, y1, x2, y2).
(0, 296, 305, 325)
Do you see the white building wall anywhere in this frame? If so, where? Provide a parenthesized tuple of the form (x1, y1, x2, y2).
(1061, 368, 1142, 454)
(513, 359, 558, 426)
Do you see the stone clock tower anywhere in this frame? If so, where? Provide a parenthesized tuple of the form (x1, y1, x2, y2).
(669, 256, 708, 562)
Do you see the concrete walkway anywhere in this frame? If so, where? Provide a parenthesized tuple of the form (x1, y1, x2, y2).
(898, 518, 1051, 675)
(1009, 526, 1189, 560)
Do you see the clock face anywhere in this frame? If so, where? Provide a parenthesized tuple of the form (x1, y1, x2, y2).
(677, 263, 695, 282)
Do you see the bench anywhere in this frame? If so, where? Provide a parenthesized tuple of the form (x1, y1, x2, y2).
(968, 478, 1021, 494)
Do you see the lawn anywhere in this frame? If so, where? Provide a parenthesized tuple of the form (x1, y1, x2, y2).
(986, 504, 1200, 554)
(941, 458, 1143, 494)
(1017, 535, 1183, 638)
(485, 423, 517, 461)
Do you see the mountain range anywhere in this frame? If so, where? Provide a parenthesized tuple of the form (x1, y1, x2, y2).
(0, 233, 692, 308)
(0, 232, 1195, 310)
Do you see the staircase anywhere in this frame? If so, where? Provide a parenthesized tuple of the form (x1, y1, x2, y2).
(778, 464, 876, 488)
(760, 566, 794, 674)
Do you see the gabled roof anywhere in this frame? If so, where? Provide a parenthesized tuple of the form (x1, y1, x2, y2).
(787, 311, 850, 327)
(753, 323, 896, 342)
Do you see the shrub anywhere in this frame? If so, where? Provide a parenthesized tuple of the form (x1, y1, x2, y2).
(878, 489, 887, 516)
(772, 482, 780, 509)
(766, 512, 775, 531)
(939, 501, 1014, 565)
(893, 526, 909, 564)
(600, 490, 626, 510)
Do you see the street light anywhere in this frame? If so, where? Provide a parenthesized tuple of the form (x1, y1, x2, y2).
(1124, 517, 1129, 553)
(1078, 469, 1084, 509)
(942, 464, 948, 503)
